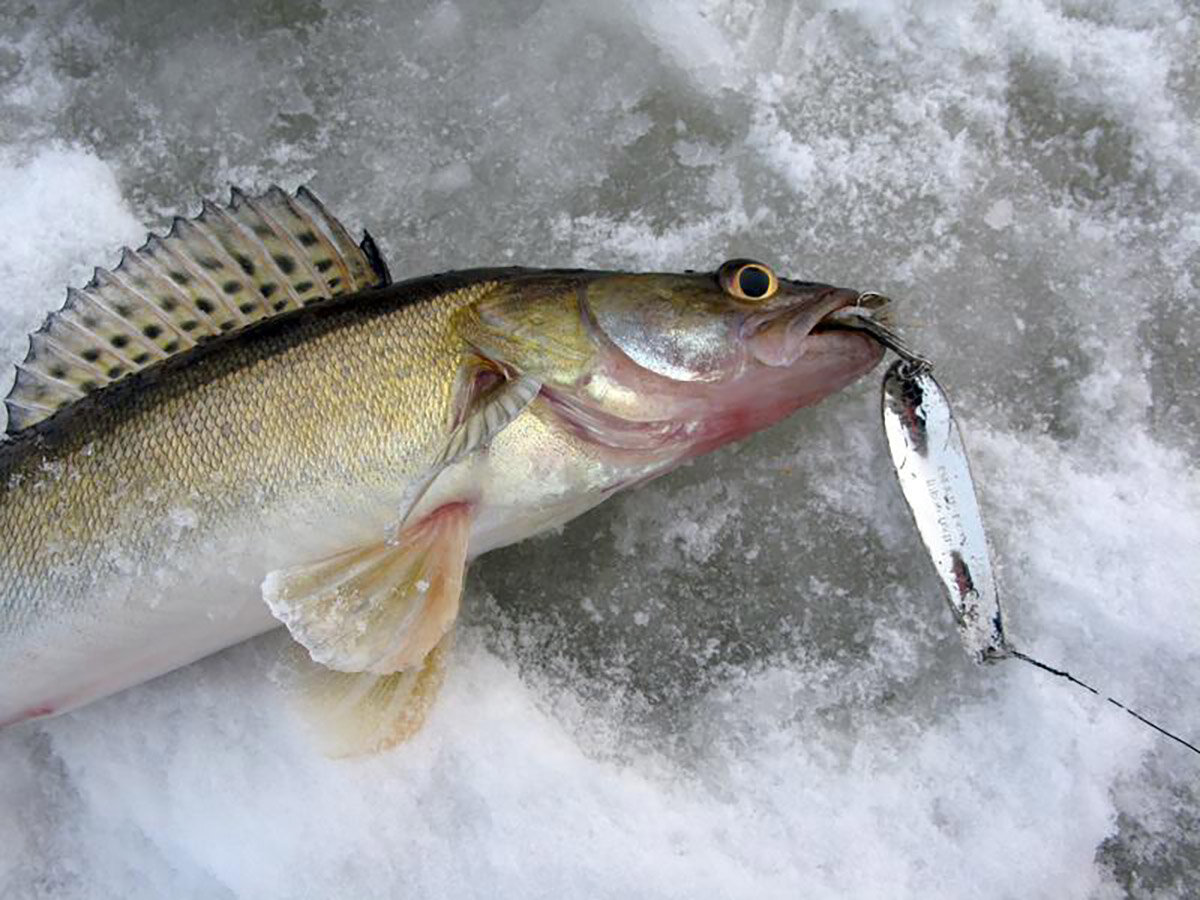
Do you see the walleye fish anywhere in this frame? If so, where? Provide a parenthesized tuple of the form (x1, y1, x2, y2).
(0, 186, 883, 754)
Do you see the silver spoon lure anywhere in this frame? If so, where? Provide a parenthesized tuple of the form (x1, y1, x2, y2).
(880, 358, 1010, 663)
(838, 293, 1199, 755)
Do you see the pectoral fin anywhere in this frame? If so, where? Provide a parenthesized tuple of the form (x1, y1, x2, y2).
(392, 365, 540, 534)
(443, 366, 541, 467)
(263, 503, 471, 675)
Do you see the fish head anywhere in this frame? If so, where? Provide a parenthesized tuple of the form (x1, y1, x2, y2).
(575, 260, 884, 452)
(459, 260, 883, 464)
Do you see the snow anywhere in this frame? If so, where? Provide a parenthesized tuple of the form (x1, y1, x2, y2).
(2, 0, 1198, 897)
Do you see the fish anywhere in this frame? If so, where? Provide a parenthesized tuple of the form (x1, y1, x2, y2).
(0, 186, 884, 755)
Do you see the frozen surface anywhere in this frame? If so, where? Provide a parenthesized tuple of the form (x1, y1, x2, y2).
(1, 0, 1198, 897)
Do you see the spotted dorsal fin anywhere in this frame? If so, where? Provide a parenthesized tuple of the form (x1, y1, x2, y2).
(3, 185, 390, 437)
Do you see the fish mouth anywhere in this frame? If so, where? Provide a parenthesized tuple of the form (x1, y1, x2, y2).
(747, 288, 891, 368)
(813, 292, 931, 368)
(812, 290, 892, 331)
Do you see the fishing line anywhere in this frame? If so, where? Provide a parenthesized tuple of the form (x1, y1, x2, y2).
(1005, 647, 1200, 757)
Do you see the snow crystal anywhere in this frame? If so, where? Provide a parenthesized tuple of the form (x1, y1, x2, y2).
(984, 199, 1014, 231)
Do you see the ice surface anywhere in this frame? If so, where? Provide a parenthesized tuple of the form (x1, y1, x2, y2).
(1, 0, 1198, 897)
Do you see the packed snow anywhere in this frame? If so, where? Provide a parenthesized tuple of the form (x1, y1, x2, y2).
(1, 0, 1198, 897)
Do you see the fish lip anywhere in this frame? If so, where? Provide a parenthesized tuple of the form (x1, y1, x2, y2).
(744, 287, 873, 368)
(742, 287, 863, 343)
(787, 287, 873, 340)
(811, 290, 892, 333)
(813, 292, 932, 367)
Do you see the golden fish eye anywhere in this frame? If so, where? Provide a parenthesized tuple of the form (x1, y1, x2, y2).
(719, 260, 778, 303)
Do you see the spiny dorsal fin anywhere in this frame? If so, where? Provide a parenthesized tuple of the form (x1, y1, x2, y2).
(3, 185, 390, 437)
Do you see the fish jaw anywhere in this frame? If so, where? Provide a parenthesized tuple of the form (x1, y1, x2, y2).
(449, 321, 882, 549)
(676, 286, 884, 450)
(680, 329, 884, 455)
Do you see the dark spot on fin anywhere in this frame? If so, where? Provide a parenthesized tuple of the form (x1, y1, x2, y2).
(360, 230, 391, 286)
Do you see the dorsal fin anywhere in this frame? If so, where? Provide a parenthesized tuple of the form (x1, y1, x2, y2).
(3, 185, 390, 437)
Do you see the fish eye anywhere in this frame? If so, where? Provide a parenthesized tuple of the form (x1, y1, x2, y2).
(719, 260, 779, 303)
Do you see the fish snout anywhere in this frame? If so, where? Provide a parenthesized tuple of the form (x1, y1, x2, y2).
(744, 287, 868, 367)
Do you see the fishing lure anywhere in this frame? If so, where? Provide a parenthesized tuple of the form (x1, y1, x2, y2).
(837, 295, 1199, 756)
(880, 359, 1009, 664)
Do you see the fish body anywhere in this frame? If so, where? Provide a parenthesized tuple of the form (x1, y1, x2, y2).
(0, 188, 882, 751)
(2, 271, 497, 725)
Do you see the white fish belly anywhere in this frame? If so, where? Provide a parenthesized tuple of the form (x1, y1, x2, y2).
(0, 558, 277, 727)
(0, 494, 397, 727)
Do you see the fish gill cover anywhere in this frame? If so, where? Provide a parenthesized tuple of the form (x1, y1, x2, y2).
(0, 0, 1198, 897)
